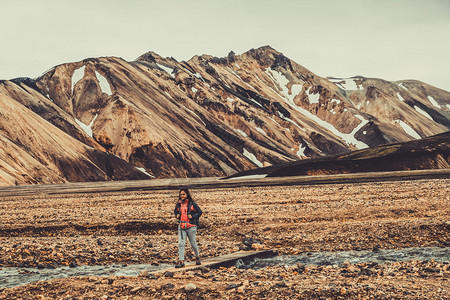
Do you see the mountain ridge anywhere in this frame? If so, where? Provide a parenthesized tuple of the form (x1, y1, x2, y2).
(0, 46, 449, 186)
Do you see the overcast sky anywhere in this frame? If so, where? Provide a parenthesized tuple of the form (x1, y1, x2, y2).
(1, 0, 449, 91)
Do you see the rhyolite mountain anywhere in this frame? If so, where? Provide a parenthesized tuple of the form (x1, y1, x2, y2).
(0, 46, 449, 186)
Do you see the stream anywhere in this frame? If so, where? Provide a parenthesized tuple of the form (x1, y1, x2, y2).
(1, 247, 448, 289)
(0, 263, 170, 289)
(236, 246, 450, 270)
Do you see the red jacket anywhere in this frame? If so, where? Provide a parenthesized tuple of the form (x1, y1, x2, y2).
(174, 199, 202, 229)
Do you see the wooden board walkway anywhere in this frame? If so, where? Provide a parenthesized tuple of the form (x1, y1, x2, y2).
(152, 250, 277, 274)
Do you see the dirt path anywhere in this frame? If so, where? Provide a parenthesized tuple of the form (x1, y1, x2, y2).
(0, 177, 449, 298)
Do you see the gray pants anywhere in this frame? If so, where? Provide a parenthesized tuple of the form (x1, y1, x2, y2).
(178, 225, 199, 261)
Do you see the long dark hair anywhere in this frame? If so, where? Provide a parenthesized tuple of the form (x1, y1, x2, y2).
(179, 188, 193, 202)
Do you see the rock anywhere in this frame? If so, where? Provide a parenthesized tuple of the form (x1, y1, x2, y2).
(424, 268, 440, 273)
(275, 281, 287, 288)
(226, 283, 242, 290)
(251, 243, 264, 250)
(185, 283, 197, 292)
(162, 283, 174, 289)
(164, 271, 174, 277)
(296, 263, 306, 273)
(130, 287, 142, 293)
(139, 271, 149, 277)
(242, 237, 261, 247)
(341, 260, 351, 268)
(186, 271, 195, 277)
(237, 285, 245, 293)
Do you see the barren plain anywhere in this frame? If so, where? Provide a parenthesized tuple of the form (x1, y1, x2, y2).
(0, 176, 449, 299)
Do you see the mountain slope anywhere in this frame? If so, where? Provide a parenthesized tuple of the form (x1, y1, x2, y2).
(0, 46, 449, 186)
(227, 131, 450, 178)
(0, 82, 149, 186)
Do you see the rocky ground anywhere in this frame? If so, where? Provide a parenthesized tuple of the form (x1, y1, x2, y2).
(0, 177, 449, 299)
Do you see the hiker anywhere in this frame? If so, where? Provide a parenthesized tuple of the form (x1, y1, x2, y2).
(173, 188, 202, 268)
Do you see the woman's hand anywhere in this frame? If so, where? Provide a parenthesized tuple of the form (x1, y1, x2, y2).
(176, 214, 180, 219)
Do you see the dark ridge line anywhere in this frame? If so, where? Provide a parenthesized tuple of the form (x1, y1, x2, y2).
(42, 170, 450, 195)
(0, 221, 174, 237)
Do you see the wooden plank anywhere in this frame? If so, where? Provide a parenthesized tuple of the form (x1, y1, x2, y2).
(152, 250, 276, 274)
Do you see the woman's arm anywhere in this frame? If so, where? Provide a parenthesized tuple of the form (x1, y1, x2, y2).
(190, 201, 203, 219)
(174, 202, 180, 219)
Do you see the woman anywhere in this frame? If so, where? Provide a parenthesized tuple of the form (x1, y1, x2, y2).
(173, 188, 202, 268)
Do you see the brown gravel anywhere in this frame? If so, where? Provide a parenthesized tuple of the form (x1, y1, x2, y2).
(0, 178, 449, 299)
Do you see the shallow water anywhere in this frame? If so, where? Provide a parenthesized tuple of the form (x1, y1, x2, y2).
(0, 263, 170, 289)
(236, 246, 450, 269)
(1, 247, 448, 289)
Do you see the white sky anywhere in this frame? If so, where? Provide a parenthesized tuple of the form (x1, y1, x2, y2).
(1, 0, 449, 91)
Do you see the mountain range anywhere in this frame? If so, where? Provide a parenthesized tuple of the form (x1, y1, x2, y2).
(0, 46, 449, 186)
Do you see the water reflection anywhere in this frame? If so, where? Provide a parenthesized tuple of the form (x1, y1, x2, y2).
(236, 247, 450, 269)
(0, 263, 170, 289)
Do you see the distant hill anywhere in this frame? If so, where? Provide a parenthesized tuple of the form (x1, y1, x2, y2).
(227, 131, 450, 178)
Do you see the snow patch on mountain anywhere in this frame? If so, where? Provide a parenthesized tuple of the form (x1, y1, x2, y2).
(330, 78, 360, 90)
(299, 108, 368, 149)
(331, 99, 341, 105)
(156, 63, 175, 78)
(182, 67, 206, 82)
(95, 71, 112, 95)
(227, 67, 257, 91)
(181, 105, 206, 126)
(291, 84, 303, 102)
(227, 67, 241, 80)
(75, 114, 98, 137)
(229, 174, 268, 180)
(265, 68, 306, 106)
(308, 88, 320, 104)
(255, 127, 266, 135)
(397, 92, 405, 101)
(414, 106, 433, 120)
(276, 111, 305, 132)
(236, 129, 247, 137)
(352, 115, 369, 136)
(297, 144, 306, 158)
(266, 69, 291, 100)
(398, 83, 408, 90)
(135, 167, 155, 178)
(243, 148, 263, 167)
(272, 77, 369, 149)
(248, 98, 264, 109)
(72, 66, 86, 92)
(395, 120, 421, 139)
(427, 96, 440, 108)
